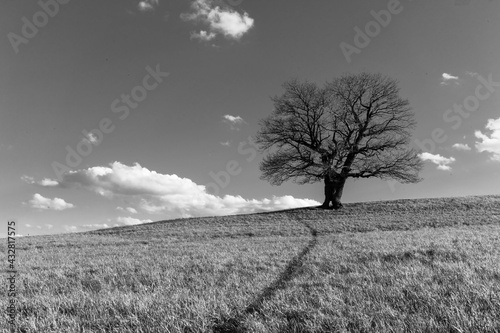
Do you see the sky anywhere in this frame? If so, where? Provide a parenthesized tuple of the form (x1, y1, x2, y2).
(1, 0, 499, 237)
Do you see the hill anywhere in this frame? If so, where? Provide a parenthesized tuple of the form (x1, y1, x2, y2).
(2, 195, 500, 332)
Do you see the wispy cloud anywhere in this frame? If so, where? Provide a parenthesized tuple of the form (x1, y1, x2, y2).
(82, 132, 99, 145)
(41, 162, 319, 219)
(21, 175, 35, 184)
(27, 193, 75, 211)
(117, 216, 153, 225)
(117, 206, 138, 214)
(475, 117, 500, 161)
(64, 225, 78, 233)
(22, 175, 59, 187)
(419, 152, 456, 171)
(465, 71, 479, 78)
(81, 223, 110, 229)
(452, 143, 471, 151)
(181, 0, 254, 41)
(138, 0, 159, 12)
(223, 114, 245, 130)
(220, 141, 231, 146)
(191, 30, 217, 41)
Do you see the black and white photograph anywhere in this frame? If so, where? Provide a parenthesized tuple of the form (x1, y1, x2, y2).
(1, 0, 500, 332)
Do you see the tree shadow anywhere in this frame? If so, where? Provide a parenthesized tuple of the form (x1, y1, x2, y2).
(211, 220, 318, 333)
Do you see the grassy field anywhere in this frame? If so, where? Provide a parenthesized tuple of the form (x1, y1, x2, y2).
(1, 195, 500, 332)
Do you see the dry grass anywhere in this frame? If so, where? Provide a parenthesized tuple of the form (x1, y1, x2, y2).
(1, 195, 500, 332)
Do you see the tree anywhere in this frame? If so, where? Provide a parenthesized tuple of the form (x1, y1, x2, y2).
(256, 73, 423, 209)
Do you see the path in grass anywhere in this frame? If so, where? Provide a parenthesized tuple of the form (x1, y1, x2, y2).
(212, 219, 319, 332)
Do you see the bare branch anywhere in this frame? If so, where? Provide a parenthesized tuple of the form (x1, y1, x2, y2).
(256, 73, 423, 187)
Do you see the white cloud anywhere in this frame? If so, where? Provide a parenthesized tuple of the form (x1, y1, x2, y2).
(181, 0, 254, 41)
(191, 30, 217, 41)
(223, 114, 245, 130)
(82, 132, 99, 145)
(28, 193, 75, 211)
(64, 225, 78, 233)
(419, 152, 456, 171)
(138, 0, 159, 12)
(475, 117, 500, 161)
(452, 143, 471, 151)
(442, 73, 459, 80)
(39, 178, 58, 186)
(45, 224, 54, 229)
(21, 175, 35, 184)
(51, 161, 319, 219)
(223, 114, 244, 124)
(22, 175, 58, 187)
(117, 206, 138, 214)
(441, 73, 460, 85)
(81, 223, 110, 229)
(117, 216, 153, 226)
(220, 141, 231, 146)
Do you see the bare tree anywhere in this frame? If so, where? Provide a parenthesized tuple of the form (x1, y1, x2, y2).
(256, 73, 423, 209)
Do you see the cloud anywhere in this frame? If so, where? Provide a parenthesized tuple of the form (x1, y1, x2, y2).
(442, 73, 459, 80)
(117, 216, 153, 226)
(191, 30, 217, 41)
(441, 73, 460, 85)
(138, 0, 159, 12)
(22, 175, 58, 187)
(81, 223, 110, 229)
(48, 161, 319, 219)
(21, 175, 34, 184)
(419, 152, 456, 171)
(181, 0, 254, 41)
(220, 141, 231, 146)
(28, 193, 75, 211)
(466, 71, 479, 78)
(452, 143, 471, 151)
(82, 132, 99, 145)
(475, 117, 500, 161)
(64, 225, 78, 233)
(39, 178, 58, 186)
(223, 114, 244, 124)
(223, 114, 245, 130)
(117, 206, 138, 214)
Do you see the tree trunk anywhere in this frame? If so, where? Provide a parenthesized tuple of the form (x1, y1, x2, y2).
(321, 175, 334, 208)
(331, 178, 346, 209)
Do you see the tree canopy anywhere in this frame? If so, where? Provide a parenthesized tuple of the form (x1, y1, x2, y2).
(256, 72, 423, 207)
